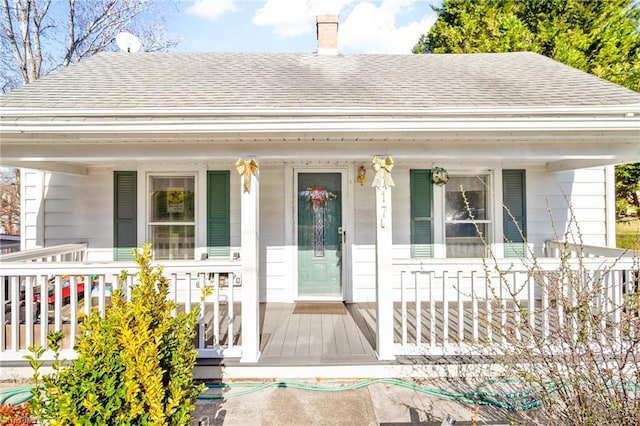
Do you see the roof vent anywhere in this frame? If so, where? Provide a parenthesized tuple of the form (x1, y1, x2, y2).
(316, 15, 339, 55)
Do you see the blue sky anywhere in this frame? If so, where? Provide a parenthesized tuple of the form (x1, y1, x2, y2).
(165, 0, 439, 54)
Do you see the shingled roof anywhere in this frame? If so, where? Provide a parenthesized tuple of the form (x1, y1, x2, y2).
(2, 51, 640, 110)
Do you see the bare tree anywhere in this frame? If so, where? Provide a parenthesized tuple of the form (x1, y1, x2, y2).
(1, 0, 179, 91)
(0, 1, 179, 233)
(0, 168, 20, 235)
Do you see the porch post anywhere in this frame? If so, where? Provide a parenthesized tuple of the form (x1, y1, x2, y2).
(372, 156, 396, 361)
(238, 159, 260, 363)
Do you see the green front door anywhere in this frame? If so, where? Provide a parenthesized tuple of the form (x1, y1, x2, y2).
(297, 172, 342, 297)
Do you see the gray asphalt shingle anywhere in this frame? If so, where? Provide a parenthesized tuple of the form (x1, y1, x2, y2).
(2, 51, 639, 110)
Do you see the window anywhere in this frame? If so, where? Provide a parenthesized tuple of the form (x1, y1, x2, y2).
(148, 176, 195, 260)
(445, 176, 490, 258)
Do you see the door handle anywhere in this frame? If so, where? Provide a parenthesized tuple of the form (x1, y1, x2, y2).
(338, 227, 345, 244)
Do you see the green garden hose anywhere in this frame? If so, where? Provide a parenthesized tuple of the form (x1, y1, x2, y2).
(199, 377, 542, 410)
(0, 378, 542, 411)
(0, 386, 33, 405)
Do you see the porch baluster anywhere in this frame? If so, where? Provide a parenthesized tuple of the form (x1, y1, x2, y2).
(227, 273, 235, 351)
(498, 273, 506, 346)
(183, 273, 191, 314)
(512, 271, 521, 343)
(97, 275, 106, 317)
(471, 270, 478, 342)
(213, 273, 221, 348)
(599, 271, 608, 345)
(198, 273, 207, 350)
(485, 270, 493, 345)
(54, 275, 62, 332)
(612, 270, 622, 345)
(415, 272, 422, 347)
(429, 271, 436, 348)
(169, 273, 177, 317)
(25, 276, 34, 348)
(69, 275, 78, 348)
(10, 276, 19, 351)
(541, 274, 549, 342)
(442, 271, 448, 347)
(400, 271, 408, 347)
(457, 271, 464, 346)
(527, 273, 535, 342)
(39, 274, 48, 348)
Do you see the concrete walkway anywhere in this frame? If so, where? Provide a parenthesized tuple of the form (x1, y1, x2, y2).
(191, 379, 534, 425)
(0, 378, 535, 425)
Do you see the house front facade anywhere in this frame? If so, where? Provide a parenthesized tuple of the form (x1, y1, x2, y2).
(1, 17, 639, 367)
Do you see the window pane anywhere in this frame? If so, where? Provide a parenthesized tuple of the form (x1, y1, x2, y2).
(150, 177, 195, 222)
(446, 223, 487, 258)
(150, 225, 195, 260)
(445, 176, 487, 220)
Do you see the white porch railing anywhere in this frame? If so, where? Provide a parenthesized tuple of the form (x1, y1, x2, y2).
(545, 239, 639, 258)
(394, 256, 638, 356)
(0, 243, 88, 262)
(0, 260, 241, 361)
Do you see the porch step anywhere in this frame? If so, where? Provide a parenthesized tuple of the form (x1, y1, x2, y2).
(194, 355, 502, 381)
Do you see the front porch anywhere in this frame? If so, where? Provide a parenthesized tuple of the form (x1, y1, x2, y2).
(1, 242, 637, 378)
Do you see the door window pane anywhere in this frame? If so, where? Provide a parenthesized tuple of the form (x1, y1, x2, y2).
(445, 176, 490, 258)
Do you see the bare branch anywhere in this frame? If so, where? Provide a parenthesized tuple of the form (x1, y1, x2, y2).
(1, 0, 177, 88)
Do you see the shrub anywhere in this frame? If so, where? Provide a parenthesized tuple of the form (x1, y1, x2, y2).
(26, 244, 204, 425)
(484, 208, 640, 424)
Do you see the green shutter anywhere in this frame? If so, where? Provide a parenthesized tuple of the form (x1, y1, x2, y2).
(410, 169, 433, 258)
(207, 171, 230, 257)
(113, 171, 137, 261)
(503, 169, 527, 257)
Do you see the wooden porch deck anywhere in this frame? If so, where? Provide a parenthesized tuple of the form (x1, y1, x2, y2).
(257, 303, 378, 365)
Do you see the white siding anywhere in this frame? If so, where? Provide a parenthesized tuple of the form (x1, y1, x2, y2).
(352, 169, 377, 302)
(21, 169, 111, 258)
(21, 170, 44, 249)
(527, 167, 608, 252)
(258, 166, 287, 302)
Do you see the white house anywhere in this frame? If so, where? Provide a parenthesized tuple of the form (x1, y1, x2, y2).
(1, 16, 639, 374)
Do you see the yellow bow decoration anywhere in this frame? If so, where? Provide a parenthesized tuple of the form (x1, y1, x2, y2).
(371, 156, 395, 189)
(236, 158, 259, 193)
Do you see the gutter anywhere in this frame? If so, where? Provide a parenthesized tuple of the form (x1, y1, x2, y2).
(1, 116, 639, 135)
(1, 105, 639, 118)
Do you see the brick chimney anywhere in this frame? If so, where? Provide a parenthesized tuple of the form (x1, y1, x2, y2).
(316, 15, 339, 54)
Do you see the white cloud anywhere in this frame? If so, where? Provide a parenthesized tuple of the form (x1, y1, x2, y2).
(339, 0, 437, 54)
(251, 0, 436, 53)
(253, 0, 355, 38)
(186, 0, 237, 21)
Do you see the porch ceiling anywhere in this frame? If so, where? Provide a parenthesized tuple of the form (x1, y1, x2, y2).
(1, 135, 637, 175)
(1, 109, 638, 175)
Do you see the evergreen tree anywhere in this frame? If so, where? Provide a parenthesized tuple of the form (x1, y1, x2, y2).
(414, 0, 640, 216)
(413, 0, 640, 92)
